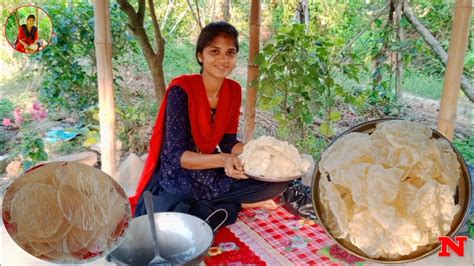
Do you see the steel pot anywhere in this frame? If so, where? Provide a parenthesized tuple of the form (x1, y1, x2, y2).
(107, 209, 227, 266)
(312, 118, 472, 263)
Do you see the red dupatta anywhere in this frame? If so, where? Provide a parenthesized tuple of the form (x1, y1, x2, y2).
(15, 25, 38, 53)
(128, 74, 242, 215)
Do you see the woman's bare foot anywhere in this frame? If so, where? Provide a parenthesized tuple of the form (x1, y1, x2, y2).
(242, 199, 278, 210)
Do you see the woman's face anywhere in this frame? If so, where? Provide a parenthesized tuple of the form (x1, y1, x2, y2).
(27, 18, 35, 27)
(198, 35, 237, 80)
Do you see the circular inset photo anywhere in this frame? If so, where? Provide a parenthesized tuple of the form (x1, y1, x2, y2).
(2, 162, 131, 263)
(4, 5, 53, 54)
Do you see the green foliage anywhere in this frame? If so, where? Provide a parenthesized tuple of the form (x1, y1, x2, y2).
(266, 0, 299, 33)
(6, 102, 49, 170)
(163, 39, 200, 83)
(31, 2, 130, 112)
(19, 129, 48, 171)
(256, 24, 363, 156)
(5, 10, 17, 47)
(469, 216, 474, 239)
(0, 98, 14, 153)
(0, 98, 15, 120)
(8, 120, 48, 171)
(466, 51, 474, 79)
(297, 133, 327, 161)
(116, 100, 157, 154)
(368, 73, 401, 115)
(77, 105, 101, 148)
(410, 0, 455, 75)
(403, 70, 443, 100)
(81, 128, 100, 148)
(453, 136, 474, 166)
(46, 139, 81, 156)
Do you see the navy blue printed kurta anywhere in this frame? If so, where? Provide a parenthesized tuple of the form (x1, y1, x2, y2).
(156, 86, 240, 200)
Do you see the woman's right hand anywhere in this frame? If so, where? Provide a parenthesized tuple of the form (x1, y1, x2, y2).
(223, 154, 248, 180)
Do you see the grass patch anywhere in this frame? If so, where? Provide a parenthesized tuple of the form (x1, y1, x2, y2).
(453, 136, 474, 166)
(46, 138, 86, 156)
(403, 71, 443, 100)
(337, 68, 446, 101)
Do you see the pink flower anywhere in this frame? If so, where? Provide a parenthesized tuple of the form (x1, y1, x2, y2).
(13, 107, 21, 115)
(39, 110, 47, 119)
(32, 101, 42, 111)
(2, 118, 12, 126)
(30, 110, 39, 120)
(30, 109, 47, 120)
(29, 101, 48, 121)
(13, 107, 24, 124)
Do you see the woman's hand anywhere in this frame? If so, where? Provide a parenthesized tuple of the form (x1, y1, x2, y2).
(230, 142, 244, 155)
(19, 40, 28, 48)
(223, 154, 248, 179)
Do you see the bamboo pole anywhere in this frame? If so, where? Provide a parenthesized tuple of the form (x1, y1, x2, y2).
(437, 0, 472, 140)
(243, 0, 261, 143)
(93, 0, 116, 176)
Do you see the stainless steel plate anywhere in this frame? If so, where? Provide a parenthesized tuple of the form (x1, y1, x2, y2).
(245, 173, 303, 182)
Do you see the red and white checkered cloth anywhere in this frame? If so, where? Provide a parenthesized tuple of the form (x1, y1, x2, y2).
(231, 206, 361, 265)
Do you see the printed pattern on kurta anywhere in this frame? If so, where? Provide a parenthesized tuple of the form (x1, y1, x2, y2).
(158, 86, 240, 200)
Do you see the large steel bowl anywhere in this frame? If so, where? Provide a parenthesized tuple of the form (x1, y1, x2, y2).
(107, 210, 226, 265)
(312, 118, 472, 263)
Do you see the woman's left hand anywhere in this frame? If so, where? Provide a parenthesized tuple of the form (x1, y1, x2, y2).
(224, 154, 248, 179)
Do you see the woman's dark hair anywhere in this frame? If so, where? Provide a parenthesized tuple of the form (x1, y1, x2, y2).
(195, 21, 239, 70)
(27, 15, 35, 21)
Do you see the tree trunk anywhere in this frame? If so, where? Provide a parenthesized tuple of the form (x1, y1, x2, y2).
(148, 55, 166, 101)
(186, 0, 203, 30)
(196, 0, 204, 26)
(214, 0, 231, 22)
(117, 0, 166, 102)
(223, 0, 231, 22)
(128, 25, 165, 101)
(243, 0, 261, 143)
(372, 1, 395, 89)
(161, 0, 174, 31)
(211, 0, 217, 21)
(394, 0, 404, 99)
(341, 3, 390, 53)
(294, 2, 303, 23)
(294, 0, 309, 32)
(147, 0, 166, 101)
(13, 11, 19, 28)
(403, 3, 474, 102)
(303, 0, 309, 32)
(170, 6, 190, 34)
